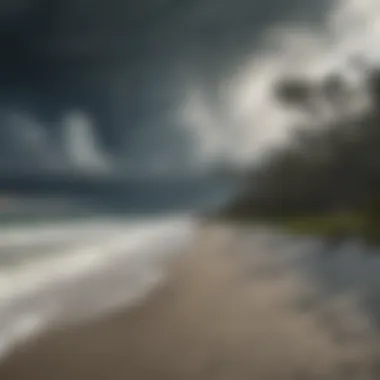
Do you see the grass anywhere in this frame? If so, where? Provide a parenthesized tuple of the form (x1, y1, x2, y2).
(220, 206, 380, 245)
(277, 213, 366, 237)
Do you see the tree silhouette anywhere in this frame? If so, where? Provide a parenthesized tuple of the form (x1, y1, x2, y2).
(226, 62, 380, 228)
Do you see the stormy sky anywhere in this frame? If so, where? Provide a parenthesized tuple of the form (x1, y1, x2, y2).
(0, 0, 375, 178)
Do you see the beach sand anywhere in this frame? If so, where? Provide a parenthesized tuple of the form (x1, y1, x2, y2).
(1, 225, 380, 379)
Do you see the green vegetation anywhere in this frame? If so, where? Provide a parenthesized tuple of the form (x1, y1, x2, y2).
(223, 209, 380, 244)
(273, 213, 377, 242)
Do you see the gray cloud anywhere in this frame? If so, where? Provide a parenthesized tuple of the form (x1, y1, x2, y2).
(0, 0, 331, 176)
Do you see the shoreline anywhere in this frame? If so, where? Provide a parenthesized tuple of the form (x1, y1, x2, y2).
(0, 216, 198, 363)
(2, 223, 380, 379)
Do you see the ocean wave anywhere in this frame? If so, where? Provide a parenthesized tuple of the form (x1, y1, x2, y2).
(0, 216, 198, 361)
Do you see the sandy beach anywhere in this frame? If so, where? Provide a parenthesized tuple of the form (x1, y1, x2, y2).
(1, 224, 380, 379)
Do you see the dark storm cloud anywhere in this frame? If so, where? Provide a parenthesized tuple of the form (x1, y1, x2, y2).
(0, 0, 331, 174)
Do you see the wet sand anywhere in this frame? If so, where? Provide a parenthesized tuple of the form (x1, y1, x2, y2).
(1, 225, 380, 379)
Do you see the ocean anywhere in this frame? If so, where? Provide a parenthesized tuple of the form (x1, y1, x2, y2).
(0, 176, 240, 359)
(0, 215, 200, 359)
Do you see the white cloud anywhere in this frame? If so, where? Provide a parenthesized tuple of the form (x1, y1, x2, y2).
(180, 0, 380, 169)
(63, 111, 112, 174)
